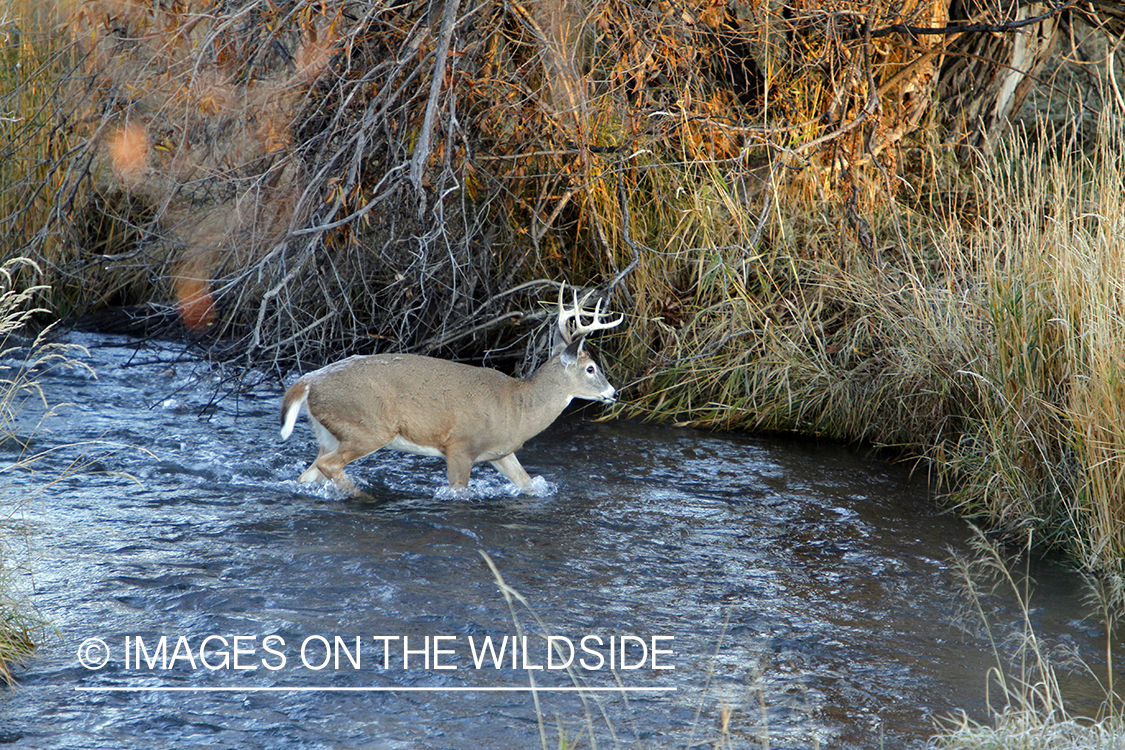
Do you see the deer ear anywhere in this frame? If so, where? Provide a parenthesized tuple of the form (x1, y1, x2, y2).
(559, 337, 585, 366)
(550, 325, 570, 358)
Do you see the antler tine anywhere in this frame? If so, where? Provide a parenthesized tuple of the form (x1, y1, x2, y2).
(556, 285, 581, 343)
(555, 284, 623, 344)
(570, 290, 624, 340)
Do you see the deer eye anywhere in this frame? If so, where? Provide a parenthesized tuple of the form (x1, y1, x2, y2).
(586, 364, 596, 375)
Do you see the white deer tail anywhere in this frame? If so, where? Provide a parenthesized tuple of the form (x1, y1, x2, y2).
(280, 381, 309, 440)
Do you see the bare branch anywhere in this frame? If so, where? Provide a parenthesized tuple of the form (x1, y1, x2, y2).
(864, 0, 1077, 39)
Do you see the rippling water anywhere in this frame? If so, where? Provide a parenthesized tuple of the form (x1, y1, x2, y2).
(0, 332, 1119, 749)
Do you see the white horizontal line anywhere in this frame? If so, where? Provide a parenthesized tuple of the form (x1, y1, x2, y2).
(75, 685, 677, 693)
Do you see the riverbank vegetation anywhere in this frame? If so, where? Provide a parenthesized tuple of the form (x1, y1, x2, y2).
(0, 273, 45, 686)
(933, 532, 1124, 750)
(0, 0, 1123, 666)
(639, 116, 1125, 578)
(0, 258, 90, 684)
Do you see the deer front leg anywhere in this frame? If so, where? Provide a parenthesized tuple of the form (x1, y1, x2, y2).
(444, 451, 474, 489)
(490, 453, 532, 490)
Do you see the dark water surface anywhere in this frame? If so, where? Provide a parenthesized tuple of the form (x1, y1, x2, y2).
(1, 333, 1120, 749)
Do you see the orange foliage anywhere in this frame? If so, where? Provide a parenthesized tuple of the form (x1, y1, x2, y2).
(294, 24, 339, 84)
(174, 253, 217, 330)
(107, 121, 150, 188)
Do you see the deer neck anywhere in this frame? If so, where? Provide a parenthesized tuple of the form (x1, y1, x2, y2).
(515, 357, 575, 437)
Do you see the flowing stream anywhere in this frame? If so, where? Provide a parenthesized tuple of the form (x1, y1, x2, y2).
(0, 332, 1120, 749)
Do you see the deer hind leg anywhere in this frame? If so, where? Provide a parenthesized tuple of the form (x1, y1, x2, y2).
(297, 446, 330, 484)
(489, 453, 532, 490)
(311, 449, 360, 495)
(299, 415, 388, 495)
(297, 417, 339, 485)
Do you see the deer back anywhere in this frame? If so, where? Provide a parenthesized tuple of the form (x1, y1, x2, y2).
(300, 354, 521, 451)
(298, 346, 614, 461)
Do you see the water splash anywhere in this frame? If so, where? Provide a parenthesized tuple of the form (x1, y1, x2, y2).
(433, 474, 557, 501)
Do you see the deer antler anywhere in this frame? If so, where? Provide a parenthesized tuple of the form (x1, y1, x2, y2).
(556, 286, 624, 344)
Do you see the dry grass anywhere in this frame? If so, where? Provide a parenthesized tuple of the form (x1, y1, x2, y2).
(0, 258, 93, 686)
(0, 0, 73, 307)
(937, 114, 1125, 572)
(931, 530, 1125, 750)
(620, 109, 1125, 575)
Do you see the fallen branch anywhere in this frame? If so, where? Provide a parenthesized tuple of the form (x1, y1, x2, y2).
(862, 0, 1077, 39)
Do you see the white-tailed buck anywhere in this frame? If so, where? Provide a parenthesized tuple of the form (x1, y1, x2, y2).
(280, 289, 623, 495)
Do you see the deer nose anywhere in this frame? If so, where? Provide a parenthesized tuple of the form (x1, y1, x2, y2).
(602, 386, 617, 403)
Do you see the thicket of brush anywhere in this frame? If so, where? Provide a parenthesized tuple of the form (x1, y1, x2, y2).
(2, 0, 1125, 579)
(3, 0, 1077, 362)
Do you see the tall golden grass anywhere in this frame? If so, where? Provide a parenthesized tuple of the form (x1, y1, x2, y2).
(0, 0, 72, 313)
(623, 112, 1125, 575)
(940, 115, 1125, 572)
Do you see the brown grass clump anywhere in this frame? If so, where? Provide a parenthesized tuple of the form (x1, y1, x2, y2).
(939, 115, 1125, 571)
(621, 110, 1125, 575)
